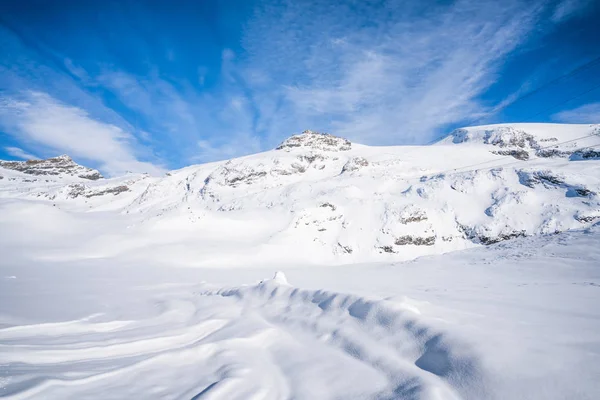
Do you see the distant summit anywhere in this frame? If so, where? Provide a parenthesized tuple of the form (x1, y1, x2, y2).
(276, 130, 352, 152)
(0, 155, 103, 180)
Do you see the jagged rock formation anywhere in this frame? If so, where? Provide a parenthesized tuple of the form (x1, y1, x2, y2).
(341, 157, 369, 173)
(492, 149, 530, 160)
(571, 148, 600, 160)
(0, 155, 102, 180)
(68, 184, 130, 198)
(276, 130, 351, 152)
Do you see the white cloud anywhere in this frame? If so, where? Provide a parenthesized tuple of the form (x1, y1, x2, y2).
(552, 0, 594, 22)
(4, 146, 38, 160)
(63, 58, 89, 82)
(239, 0, 551, 144)
(97, 70, 200, 139)
(552, 102, 600, 123)
(0, 91, 164, 176)
(96, 68, 263, 163)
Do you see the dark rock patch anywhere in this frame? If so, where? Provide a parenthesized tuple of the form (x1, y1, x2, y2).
(394, 235, 436, 246)
(491, 149, 529, 160)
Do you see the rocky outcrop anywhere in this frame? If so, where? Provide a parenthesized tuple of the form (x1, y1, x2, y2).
(0, 155, 102, 180)
(341, 157, 369, 173)
(206, 152, 331, 188)
(575, 212, 600, 223)
(518, 170, 564, 188)
(536, 148, 571, 158)
(458, 223, 527, 245)
(491, 149, 530, 160)
(451, 126, 542, 149)
(478, 231, 527, 245)
(570, 148, 600, 161)
(399, 209, 428, 224)
(68, 184, 130, 198)
(276, 130, 351, 152)
(394, 235, 436, 246)
(517, 169, 594, 197)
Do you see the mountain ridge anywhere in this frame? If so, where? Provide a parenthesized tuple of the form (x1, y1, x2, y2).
(1, 122, 599, 266)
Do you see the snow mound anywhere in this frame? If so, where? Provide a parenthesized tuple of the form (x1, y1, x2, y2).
(0, 155, 103, 180)
(276, 130, 352, 152)
(272, 271, 289, 285)
(206, 280, 482, 399)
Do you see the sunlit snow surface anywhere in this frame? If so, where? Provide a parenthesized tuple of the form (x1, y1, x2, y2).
(1, 226, 599, 399)
(1, 123, 600, 399)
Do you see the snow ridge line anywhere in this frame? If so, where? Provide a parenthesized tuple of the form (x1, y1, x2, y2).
(199, 273, 489, 399)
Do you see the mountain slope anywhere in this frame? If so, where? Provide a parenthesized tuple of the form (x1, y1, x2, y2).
(1, 123, 599, 266)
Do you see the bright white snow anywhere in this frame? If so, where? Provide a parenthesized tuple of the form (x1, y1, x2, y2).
(0, 123, 599, 399)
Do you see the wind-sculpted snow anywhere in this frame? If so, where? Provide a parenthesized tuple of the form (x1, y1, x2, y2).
(0, 272, 485, 399)
(2, 227, 599, 399)
(1, 123, 599, 265)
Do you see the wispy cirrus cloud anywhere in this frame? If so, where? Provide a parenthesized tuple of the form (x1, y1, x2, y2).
(552, 0, 595, 22)
(0, 91, 164, 175)
(95, 52, 263, 163)
(552, 102, 600, 123)
(238, 0, 551, 145)
(3, 146, 38, 160)
(1, 0, 596, 171)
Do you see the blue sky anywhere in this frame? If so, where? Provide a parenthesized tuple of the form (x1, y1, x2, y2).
(1, 0, 599, 175)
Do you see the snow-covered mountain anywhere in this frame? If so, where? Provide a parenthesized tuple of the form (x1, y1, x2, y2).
(1, 124, 599, 266)
(0, 155, 102, 180)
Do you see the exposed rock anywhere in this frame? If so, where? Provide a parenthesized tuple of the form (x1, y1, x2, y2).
(491, 149, 529, 160)
(297, 153, 327, 163)
(399, 209, 428, 224)
(451, 126, 540, 149)
(68, 184, 86, 198)
(276, 130, 351, 152)
(86, 185, 130, 197)
(68, 184, 130, 198)
(379, 246, 395, 253)
(341, 157, 369, 173)
(394, 235, 436, 246)
(457, 223, 527, 245)
(570, 148, 600, 161)
(206, 163, 269, 187)
(320, 202, 336, 211)
(575, 213, 600, 223)
(457, 223, 527, 246)
(536, 148, 571, 158)
(518, 170, 564, 188)
(0, 155, 103, 180)
(479, 231, 526, 245)
(337, 243, 353, 254)
(569, 187, 595, 197)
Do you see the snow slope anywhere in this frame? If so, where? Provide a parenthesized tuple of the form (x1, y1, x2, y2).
(1, 124, 600, 399)
(1, 124, 599, 266)
(1, 225, 599, 399)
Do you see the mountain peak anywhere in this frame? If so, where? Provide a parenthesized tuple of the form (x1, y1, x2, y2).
(0, 155, 103, 180)
(276, 130, 352, 152)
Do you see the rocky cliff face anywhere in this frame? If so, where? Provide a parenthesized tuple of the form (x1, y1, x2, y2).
(0, 155, 103, 180)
